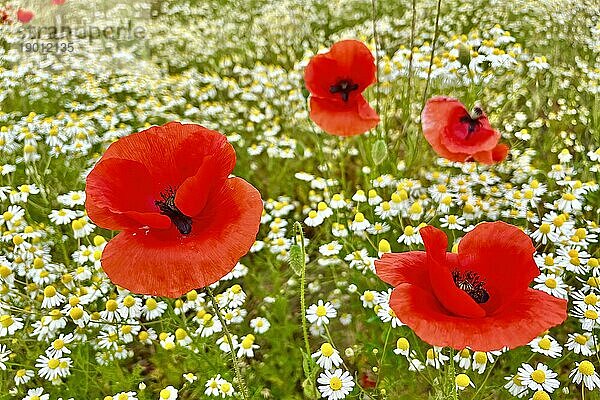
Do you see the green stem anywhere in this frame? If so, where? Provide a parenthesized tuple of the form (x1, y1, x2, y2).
(375, 324, 392, 389)
(371, 0, 381, 119)
(294, 222, 319, 399)
(469, 360, 497, 400)
(450, 348, 458, 400)
(421, 0, 442, 109)
(207, 288, 249, 400)
(405, 0, 417, 105)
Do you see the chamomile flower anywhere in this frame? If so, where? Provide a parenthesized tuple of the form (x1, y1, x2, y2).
(317, 369, 355, 400)
(57, 191, 86, 207)
(35, 354, 72, 381)
(393, 337, 410, 357)
(350, 212, 370, 232)
(0, 314, 24, 336)
(455, 373, 475, 390)
(46, 333, 74, 358)
(216, 334, 238, 353)
(454, 349, 472, 369)
(249, 317, 270, 334)
(142, 298, 167, 320)
(218, 379, 235, 397)
(517, 363, 560, 393)
(440, 214, 465, 230)
(529, 335, 562, 358)
(565, 333, 596, 356)
(237, 334, 259, 358)
(425, 347, 449, 369)
(14, 368, 34, 385)
(312, 342, 343, 370)
(569, 360, 600, 390)
(306, 300, 337, 326)
(360, 291, 376, 308)
(158, 386, 178, 400)
(205, 375, 225, 396)
(23, 388, 49, 400)
(533, 274, 569, 299)
(0, 344, 10, 370)
(41, 285, 65, 308)
(305, 210, 324, 227)
(504, 374, 529, 398)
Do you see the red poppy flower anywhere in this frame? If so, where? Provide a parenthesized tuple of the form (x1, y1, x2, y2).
(304, 40, 380, 136)
(85, 122, 263, 297)
(17, 8, 34, 23)
(421, 96, 509, 164)
(375, 222, 567, 351)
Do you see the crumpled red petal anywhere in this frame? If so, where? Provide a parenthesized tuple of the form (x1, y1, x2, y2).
(310, 95, 379, 136)
(85, 158, 170, 231)
(374, 251, 429, 289)
(421, 226, 485, 318)
(457, 221, 539, 315)
(390, 284, 567, 351)
(102, 122, 235, 190)
(100, 178, 263, 297)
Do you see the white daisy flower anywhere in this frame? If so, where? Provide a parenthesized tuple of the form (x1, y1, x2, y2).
(312, 342, 343, 370)
(569, 361, 600, 391)
(317, 369, 355, 400)
(517, 363, 560, 393)
(158, 385, 178, 400)
(249, 317, 270, 334)
(306, 300, 337, 326)
(529, 335, 562, 358)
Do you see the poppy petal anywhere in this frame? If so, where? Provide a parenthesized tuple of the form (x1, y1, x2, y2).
(422, 97, 471, 162)
(492, 143, 510, 162)
(472, 143, 508, 165)
(457, 221, 539, 314)
(85, 158, 169, 230)
(305, 55, 339, 98)
(390, 285, 567, 351)
(374, 251, 429, 289)
(174, 137, 236, 218)
(310, 96, 379, 136)
(102, 122, 235, 190)
(327, 40, 377, 91)
(472, 149, 494, 164)
(420, 226, 486, 318)
(442, 114, 499, 154)
(100, 177, 263, 297)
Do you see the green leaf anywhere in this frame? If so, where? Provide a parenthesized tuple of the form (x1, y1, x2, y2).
(289, 244, 303, 277)
(371, 139, 388, 165)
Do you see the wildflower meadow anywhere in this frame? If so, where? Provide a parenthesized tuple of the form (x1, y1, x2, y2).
(0, 0, 599, 399)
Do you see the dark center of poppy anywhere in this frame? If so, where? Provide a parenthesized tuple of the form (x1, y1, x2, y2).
(452, 270, 489, 304)
(155, 187, 193, 235)
(459, 107, 483, 140)
(330, 79, 359, 102)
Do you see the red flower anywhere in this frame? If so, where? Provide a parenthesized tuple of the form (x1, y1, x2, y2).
(52, 0, 66, 5)
(85, 122, 263, 297)
(375, 222, 567, 351)
(421, 96, 509, 164)
(304, 40, 380, 136)
(17, 8, 34, 23)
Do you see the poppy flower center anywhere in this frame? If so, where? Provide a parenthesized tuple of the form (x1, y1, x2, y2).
(154, 187, 193, 235)
(451, 270, 489, 304)
(459, 107, 483, 139)
(330, 79, 359, 102)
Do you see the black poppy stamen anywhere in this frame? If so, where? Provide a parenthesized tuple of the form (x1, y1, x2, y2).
(330, 79, 359, 102)
(452, 270, 490, 304)
(459, 106, 484, 140)
(155, 187, 193, 235)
